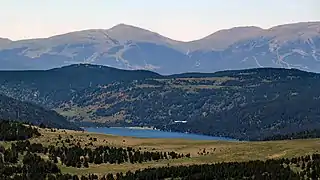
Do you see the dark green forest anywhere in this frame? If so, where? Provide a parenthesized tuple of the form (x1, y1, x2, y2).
(263, 129, 320, 141)
(10, 140, 187, 168)
(1, 65, 320, 140)
(0, 120, 40, 141)
(0, 64, 160, 108)
(0, 94, 80, 130)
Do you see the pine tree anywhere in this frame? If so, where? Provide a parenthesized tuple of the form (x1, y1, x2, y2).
(83, 158, 89, 168)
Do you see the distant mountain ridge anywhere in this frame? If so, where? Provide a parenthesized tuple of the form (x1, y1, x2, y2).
(0, 38, 12, 47)
(0, 21, 319, 74)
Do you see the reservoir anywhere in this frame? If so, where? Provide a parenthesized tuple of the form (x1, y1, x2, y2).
(85, 127, 236, 141)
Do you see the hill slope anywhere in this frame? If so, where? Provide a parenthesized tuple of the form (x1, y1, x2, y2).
(0, 22, 319, 74)
(1, 65, 320, 140)
(0, 64, 160, 108)
(0, 94, 79, 130)
(180, 26, 265, 51)
(61, 68, 320, 140)
(0, 38, 11, 47)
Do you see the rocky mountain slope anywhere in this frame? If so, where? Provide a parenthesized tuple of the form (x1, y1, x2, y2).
(0, 38, 11, 47)
(0, 94, 79, 130)
(0, 22, 319, 74)
(1, 64, 320, 140)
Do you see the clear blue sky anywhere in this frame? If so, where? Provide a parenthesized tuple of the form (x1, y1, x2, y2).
(1, 0, 319, 41)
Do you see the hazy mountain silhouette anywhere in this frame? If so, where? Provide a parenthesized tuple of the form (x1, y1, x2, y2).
(0, 21, 319, 74)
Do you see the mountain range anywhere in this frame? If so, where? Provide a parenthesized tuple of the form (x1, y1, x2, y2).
(0, 22, 319, 74)
(1, 64, 320, 140)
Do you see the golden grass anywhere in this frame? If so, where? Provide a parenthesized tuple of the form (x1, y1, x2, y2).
(145, 77, 239, 91)
(2, 128, 319, 176)
(32, 128, 320, 158)
(171, 85, 225, 90)
(55, 105, 125, 123)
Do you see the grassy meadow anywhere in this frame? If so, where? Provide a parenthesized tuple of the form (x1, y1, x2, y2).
(2, 127, 319, 176)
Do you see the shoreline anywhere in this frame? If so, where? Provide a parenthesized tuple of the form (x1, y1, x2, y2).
(83, 126, 156, 130)
(110, 126, 156, 130)
(83, 127, 238, 141)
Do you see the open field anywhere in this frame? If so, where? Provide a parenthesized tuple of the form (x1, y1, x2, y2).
(2, 128, 319, 176)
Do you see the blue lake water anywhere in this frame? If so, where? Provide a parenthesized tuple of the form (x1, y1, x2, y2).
(85, 127, 236, 141)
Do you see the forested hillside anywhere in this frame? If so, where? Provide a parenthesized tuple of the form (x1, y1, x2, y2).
(1, 65, 320, 140)
(0, 94, 79, 130)
(0, 120, 41, 141)
(0, 64, 160, 108)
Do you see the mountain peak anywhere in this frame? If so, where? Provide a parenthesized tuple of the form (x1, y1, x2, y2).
(214, 26, 263, 33)
(106, 23, 178, 44)
(269, 21, 320, 30)
(265, 21, 320, 43)
(0, 37, 12, 41)
(183, 26, 265, 51)
(109, 23, 143, 31)
(204, 26, 264, 40)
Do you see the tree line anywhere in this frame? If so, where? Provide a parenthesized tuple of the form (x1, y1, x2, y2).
(263, 129, 320, 141)
(0, 148, 60, 180)
(0, 120, 41, 141)
(6, 140, 189, 169)
(1, 120, 320, 179)
(1, 149, 319, 179)
(48, 144, 187, 168)
(57, 153, 320, 180)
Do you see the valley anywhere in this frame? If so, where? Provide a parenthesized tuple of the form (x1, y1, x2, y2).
(28, 128, 320, 176)
(1, 63, 320, 179)
(2, 2, 320, 179)
(0, 121, 319, 179)
(1, 64, 320, 140)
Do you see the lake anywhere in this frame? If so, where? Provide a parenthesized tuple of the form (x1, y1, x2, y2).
(85, 127, 236, 141)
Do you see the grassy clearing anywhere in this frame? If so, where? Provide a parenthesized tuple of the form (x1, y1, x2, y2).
(55, 105, 124, 123)
(2, 128, 319, 176)
(58, 158, 195, 176)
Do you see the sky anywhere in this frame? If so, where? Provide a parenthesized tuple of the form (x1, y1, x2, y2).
(1, 0, 319, 41)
